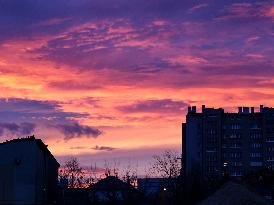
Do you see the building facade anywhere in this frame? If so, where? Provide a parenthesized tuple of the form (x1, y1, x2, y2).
(0, 136, 59, 204)
(183, 105, 274, 184)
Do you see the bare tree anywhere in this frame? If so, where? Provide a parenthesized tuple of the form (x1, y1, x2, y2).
(149, 150, 182, 205)
(120, 162, 138, 187)
(104, 159, 120, 177)
(150, 150, 181, 178)
(102, 159, 138, 187)
(59, 157, 85, 188)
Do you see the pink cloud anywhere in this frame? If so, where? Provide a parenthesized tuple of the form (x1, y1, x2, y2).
(188, 3, 208, 13)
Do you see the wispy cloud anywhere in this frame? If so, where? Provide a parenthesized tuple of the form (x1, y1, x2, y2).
(92, 145, 116, 151)
(70, 145, 116, 151)
(188, 3, 208, 13)
(117, 99, 189, 114)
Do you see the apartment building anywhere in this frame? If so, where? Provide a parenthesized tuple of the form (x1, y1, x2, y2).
(182, 105, 274, 183)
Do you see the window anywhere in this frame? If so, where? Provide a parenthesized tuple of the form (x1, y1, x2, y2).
(251, 124, 260, 129)
(267, 157, 274, 161)
(223, 152, 241, 158)
(231, 124, 241, 130)
(231, 152, 241, 158)
(250, 161, 263, 166)
(267, 147, 274, 152)
(222, 143, 241, 148)
(266, 137, 274, 142)
(231, 161, 243, 166)
(250, 133, 262, 139)
(251, 143, 262, 149)
(250, 153, 262, 158)
(230, 171, 243, 177)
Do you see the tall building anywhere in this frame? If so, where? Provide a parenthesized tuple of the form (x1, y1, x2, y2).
(0, 136, 59, 204)
(182, 105, 274, 184)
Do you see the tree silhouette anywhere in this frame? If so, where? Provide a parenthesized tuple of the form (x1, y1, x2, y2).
(59, 157, 85, 188)
(149, 150, 182, 205)
(150, 150, 181, 178)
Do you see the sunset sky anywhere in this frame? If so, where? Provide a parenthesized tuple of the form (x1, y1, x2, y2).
(0, 0, 274, 175)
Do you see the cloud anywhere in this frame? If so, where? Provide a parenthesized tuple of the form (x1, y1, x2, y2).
(32, 19, 174, 72)
(0, 0, 196, 43)
(70, 145, 116, 151)
(265, 6, 274, 18)
(70, 146, 88, 150)
(0, 122, 35, 136)
(0, 98, 101, 140)
(216, 2, 274, 21)
(54, 122, 102, 140)
(48, 80, 102, 90)
(92, 145, 116, 151)
(0, 98, 87, 121)
(117, 99, 189, 113)
(0, 98, 60, 112)
(188, 3, 208, 13)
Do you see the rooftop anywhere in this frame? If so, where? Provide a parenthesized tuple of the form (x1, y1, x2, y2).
(199, 182, 271, 205)
(0, 135, 59, 166)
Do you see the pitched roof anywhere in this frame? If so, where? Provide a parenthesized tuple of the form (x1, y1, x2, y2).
(199, 182, 271, 205)
(90, 176, 137, 192)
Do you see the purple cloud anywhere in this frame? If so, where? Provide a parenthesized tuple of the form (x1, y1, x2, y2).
(0, 98, 101, 140)
(92, 145, 116, 151)
(0, 98, 87, 122)
(117, 99, 189, 113)
(70, 145, 116, 151)
(0, 122, 35, 136)
(48, 80, 102, 90)
(54, 122, 102, 140)
(0, 98, 60, 112)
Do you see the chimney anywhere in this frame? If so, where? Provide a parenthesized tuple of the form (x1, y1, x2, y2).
(202, 105, 206, 112)
(238, 107, 243, 113)
(251, 107, 254, 113)
(188, 106, 192, 113)
(192, 106, 196, 113)
(260, 105, 264, 113)
(243, 107, 249, 114)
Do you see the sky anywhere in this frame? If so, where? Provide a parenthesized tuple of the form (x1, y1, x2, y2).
(0, 0, 274, 175)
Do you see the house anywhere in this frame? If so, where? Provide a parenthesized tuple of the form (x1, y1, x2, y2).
(0, 136, 60, 204)
(89, 176, 142, 205)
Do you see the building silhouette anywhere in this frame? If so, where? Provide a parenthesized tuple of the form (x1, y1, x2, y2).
(0, 136, 59, 204)
(89, 176, 142, 205)
(182, 105, 274, 185)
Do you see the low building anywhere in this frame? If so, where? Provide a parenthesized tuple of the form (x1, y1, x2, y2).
(0, 136, 60, 204)
(138, 178, 178, 205)
(89, 176, 142, 205)
(138, 178, 175, 196)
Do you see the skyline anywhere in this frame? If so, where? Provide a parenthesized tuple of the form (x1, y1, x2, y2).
(0, 0, 274, 173)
